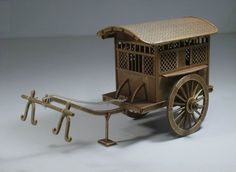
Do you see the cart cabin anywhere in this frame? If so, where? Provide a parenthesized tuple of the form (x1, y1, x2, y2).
(97, 17, 217, 103)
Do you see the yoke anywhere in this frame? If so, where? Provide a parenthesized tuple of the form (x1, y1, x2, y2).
(21, 90, 124, 146)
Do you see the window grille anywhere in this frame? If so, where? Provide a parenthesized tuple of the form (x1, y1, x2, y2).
(118, 51, 128, 69)
(160, 51, 177, 73)
(192, 46, 207, 64)
(116, 41, 155, 76)
(144, 56, 154, 75)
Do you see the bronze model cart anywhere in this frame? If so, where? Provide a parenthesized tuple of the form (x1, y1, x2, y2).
(20, 16, 218, 146)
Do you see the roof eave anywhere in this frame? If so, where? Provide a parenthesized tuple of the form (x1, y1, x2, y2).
(97, 26, 141, 41)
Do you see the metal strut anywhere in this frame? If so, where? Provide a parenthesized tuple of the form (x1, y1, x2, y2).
(97, 112, 117, 146)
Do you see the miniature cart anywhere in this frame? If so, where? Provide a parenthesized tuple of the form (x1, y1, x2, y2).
(20, 16, 218, 146)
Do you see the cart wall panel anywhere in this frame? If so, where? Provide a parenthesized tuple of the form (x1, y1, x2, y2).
(155, 36, 210, 103)
(115, 33, 157, 103)
(117, 70, 156, 102)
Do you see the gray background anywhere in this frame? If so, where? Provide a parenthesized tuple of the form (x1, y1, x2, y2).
(0, 0, 236, 38)
(0, 0, 236, 172)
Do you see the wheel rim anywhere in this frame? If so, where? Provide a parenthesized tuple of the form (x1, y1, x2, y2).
(168, 74, 209, 136)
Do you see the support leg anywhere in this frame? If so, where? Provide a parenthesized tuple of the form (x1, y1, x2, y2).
(98, 113, 117, 146)
(30, 103, 37, 125)
(65, 116, 72, 142)
(52, 103, 74, 142)
(52, 115, 65, 135)
(20, 90, 37, 125)
(20, 102, 30, 121)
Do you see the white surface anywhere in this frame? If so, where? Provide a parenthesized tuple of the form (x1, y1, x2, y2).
(0, 0, 236, 38)
(0, 34, 236, 172)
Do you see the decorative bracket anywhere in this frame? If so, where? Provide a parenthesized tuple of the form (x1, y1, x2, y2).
(115, 79, 131, 99)
(130, 83, 148, 103)
(20, 90, 38, 125)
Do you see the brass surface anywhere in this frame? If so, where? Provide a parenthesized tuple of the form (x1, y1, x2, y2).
(52, 103, 74, 142)
(20, 16, 217, 146)
(97, 17, 217, 45)
(20, 90, 37, 125)
(97, 113, 117, 146)
(115, 79, 130, 99)
(21, 90, 122, 145)
(167, 74, 209, 136)
(130, 83, 148, 103)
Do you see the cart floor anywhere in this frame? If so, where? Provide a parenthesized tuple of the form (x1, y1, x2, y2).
(103, 91, 167, 114)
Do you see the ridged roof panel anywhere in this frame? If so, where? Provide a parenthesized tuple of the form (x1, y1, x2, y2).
(97, 16, 218, 44)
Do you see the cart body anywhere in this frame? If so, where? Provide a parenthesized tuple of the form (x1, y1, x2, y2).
(98, 17, 217, 114)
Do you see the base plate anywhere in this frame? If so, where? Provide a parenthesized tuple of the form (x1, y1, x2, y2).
(98, 138, 117, 147)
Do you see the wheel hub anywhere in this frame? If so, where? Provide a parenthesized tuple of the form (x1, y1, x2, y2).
(186, 98, 198, 113)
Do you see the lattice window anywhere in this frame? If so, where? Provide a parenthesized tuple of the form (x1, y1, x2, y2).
(185, 48, 191, 65)
(144, 56, 154, 75)
(192, 46, 207, 64)
(160, 51, 177, 72)
(129, 53, 142, 73)
(157, 36, 209, 52)
(116, 40, 155, 76)
(119, 51, 128, 69)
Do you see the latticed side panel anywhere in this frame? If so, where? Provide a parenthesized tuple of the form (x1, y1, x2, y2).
(160, 51, 177, 73)
(192, 46, 207, 64)
(116, 40, 155, 76)
(118, 51, 128, 69)
(144, 56, 154, 75)
(185, 47, 191, 65)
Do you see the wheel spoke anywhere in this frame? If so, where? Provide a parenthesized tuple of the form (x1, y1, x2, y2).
(194, 89, 203, 99)
(190, 81, 194, 97)
(197, 104, 204, 109)
(185, 82, 190, 97)
(175, 106, 185, 112)
(190, 113, 197, 123)
(174, 102, 185, 106)
(192, 83, 199, 97)
(194, 109, 202, 117)
(180, 87, 188, 99)
(196, 96, 204, 102)
(188, 113, 192, 128)
(177, 113, 186, 128)
(183, 114, 188, 129)
(176, 93, 186, 102)
(175, 110, 185, 122)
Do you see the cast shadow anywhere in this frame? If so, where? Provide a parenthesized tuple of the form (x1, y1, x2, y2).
(14, 106, 182, 154)
(116, 109, 181, 147)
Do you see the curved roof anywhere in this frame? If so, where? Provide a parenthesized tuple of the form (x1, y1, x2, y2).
(97, 16, 218, 45)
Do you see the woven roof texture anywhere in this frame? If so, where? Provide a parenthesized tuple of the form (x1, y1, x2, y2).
(97, 16, 218, 44)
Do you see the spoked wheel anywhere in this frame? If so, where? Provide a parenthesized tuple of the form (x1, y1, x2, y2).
(125, 111, 147, 119)
(168, 74, 209, 136)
